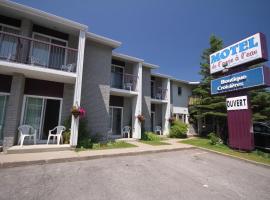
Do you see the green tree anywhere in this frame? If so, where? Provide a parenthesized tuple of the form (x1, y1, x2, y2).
(189, 35, 227, 140)
(250, 89, 270, 121)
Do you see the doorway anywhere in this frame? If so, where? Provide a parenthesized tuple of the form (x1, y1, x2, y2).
(21, 95, 62, 142)
(151, 112, 155, 132)
(109, 106, 123, 136)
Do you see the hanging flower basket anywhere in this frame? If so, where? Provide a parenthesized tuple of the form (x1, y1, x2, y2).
(71, 106, 86, 118)
(137, 114, 145, 123)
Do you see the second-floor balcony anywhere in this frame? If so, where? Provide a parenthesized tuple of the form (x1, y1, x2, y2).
(151, 87, 167, 100)
(0, 31, 78, 73)
(110, 71, 138, 92)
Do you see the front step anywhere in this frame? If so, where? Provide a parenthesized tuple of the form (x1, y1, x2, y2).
(6, 144, 72, 154)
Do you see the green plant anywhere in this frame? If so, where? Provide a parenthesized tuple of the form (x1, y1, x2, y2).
(141, 131, 161, 141)
(208, 132, 219, 145)
(169, 120, 188, 138)
(63, 130, 71, 144)
(77, 138, 93, 149)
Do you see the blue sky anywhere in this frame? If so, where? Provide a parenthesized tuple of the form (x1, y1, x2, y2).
(14, 0, 270, 82)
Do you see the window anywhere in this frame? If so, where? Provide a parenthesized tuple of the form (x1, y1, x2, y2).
(31, 32, 67, 69)
(0, 24, 20, 60)
(178, 87, 182, 96)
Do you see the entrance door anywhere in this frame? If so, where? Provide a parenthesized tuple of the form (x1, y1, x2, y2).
(22, 96, 61, 142)
(0, 94, 8, 140)
(151, 112, 155, 132)
(22, 97, 44, 139)
(41, 99, 61, 140)
(109, 107, 123, 136)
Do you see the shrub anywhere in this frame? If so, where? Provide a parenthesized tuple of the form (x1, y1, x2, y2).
(169, 120, 188, 138)
(77, 138, 93, 149)
(208, 132, 219, 145)
(141, 132, 161, 141)
(63, 130, 71, 144)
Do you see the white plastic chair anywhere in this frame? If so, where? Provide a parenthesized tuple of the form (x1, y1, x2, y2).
(47, 126, 66, 145)
(61, 63, 76, 72)
(124, 82, 133, 91)
(18, 125, 37, 147)
(155, 126, 162, 135)
(122, 126, 131, 138)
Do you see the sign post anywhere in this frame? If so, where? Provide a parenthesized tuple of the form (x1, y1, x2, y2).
(210, 33, 269, 151)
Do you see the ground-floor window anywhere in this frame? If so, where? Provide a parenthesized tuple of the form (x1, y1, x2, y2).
(21, 95, 62, 142)
(0, 94, 8, 140)
(109, 106, 123, 136)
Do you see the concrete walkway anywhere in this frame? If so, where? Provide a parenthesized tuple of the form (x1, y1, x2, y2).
(0, 139, 194, 168)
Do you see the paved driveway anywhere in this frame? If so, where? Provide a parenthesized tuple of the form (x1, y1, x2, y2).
(0, 149, 269, 200)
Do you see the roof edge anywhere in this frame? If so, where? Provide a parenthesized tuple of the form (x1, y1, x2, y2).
(87, 32, 121, 48)
(143, 62, 159, 69)
(112, 52, 144, 63)
(1, 0, 88, 30)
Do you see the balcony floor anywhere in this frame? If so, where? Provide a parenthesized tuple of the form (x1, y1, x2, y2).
(110, 87, 138, 97)
(0, 60, 77, 84)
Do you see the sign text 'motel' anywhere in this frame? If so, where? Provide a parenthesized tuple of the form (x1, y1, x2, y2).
(210, 33, 268, 74)
(211, 66, 270, 95)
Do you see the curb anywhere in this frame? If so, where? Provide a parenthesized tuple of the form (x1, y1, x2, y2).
(194, 146, 270, 169)
(0, 146, 195, 169)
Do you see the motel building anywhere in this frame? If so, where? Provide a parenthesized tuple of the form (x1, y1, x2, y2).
(0, 0, 198, 152)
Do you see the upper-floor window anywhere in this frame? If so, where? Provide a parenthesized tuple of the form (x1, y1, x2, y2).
(0, 23, 21, 61)
(178, 87, 182, 96)
(111, 64, 124, 89)
(31, 32, 68, 69)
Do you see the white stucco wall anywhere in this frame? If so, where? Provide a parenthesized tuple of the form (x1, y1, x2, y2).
(171, 81, 193, 114)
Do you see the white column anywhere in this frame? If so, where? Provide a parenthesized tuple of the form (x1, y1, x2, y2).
(70, 30, 86, 146)
(132, 62, 142, 139)
(163, 78, 171, 135)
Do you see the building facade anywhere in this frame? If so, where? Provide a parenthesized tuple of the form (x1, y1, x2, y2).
(0, 0, 198, 150)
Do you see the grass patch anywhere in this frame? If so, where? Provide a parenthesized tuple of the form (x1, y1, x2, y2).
(76, 141, 137, 151)
(140, 140, 170, 146)
(140, 131, 170, 146)
(180, 138, 270, 165)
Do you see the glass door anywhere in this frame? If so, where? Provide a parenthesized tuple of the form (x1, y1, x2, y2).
(151, 112, 155, 132)
(22, 97, 44, 140)
(31, 34, 50, 67)
(109, 107, 122, 136)
(0, 95, 8, 140)
(0, 26, 20, 61)
(111, 66, 124, 89)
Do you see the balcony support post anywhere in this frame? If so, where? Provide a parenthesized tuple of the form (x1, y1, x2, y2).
(162, 78, 171, 135)
(132, 62, 142, 139)
(70, 30, 86, 147)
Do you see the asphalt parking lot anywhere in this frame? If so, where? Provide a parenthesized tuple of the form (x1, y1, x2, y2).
(0, 148, 269, 200)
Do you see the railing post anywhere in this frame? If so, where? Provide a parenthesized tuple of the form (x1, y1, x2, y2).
(70, 30, 86, 147)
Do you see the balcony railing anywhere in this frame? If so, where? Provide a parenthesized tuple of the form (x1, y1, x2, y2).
(110, 72, 138, 91)
(0, 31, 78, 72)
(151, 87, 167, 100)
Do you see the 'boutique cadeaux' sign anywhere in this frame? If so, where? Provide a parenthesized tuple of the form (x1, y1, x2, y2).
(210, 33, 268, 74)
(211, 66, 270, 95)
(226, 96, 248, 111)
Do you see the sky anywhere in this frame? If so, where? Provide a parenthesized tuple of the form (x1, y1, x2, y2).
(13, 0, 270, 82)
